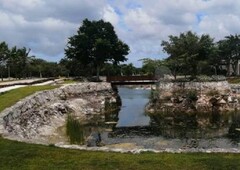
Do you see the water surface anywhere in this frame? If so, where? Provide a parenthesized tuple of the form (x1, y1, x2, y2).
(83, 87, 240, 151)
(116, 87, 150, 127)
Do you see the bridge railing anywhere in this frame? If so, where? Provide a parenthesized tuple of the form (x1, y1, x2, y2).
(106, 75, 157, 82)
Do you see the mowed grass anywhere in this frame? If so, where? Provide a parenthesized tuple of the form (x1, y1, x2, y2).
(0, 85, 58, 112)
(0, 137, 240, 170)
(63, 79, 78, 84)
(0, 85, 240, 169)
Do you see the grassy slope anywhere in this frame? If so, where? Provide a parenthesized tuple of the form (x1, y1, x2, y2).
(0, 85, 240, 169)
(0, 85, 58, 112)
(0, 137, 240, 170)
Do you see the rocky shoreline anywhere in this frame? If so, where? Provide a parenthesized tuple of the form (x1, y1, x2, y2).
(56, 144, 240, 154)
(146, 81, 240, 114)
(0, 82, 118, 144)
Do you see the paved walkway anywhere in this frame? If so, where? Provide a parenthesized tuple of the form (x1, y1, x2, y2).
(0, 79, 47, 86)
(0, 85, 27, 94)
(0, 79, 64, 94)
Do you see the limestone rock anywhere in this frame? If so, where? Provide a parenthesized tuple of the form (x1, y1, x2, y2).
(0, 82, 117, 144)
(218, 99, 227, 104)
(228, 96, 233, 103)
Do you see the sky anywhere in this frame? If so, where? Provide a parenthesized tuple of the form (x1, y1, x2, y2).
(1, 0, 240, 67)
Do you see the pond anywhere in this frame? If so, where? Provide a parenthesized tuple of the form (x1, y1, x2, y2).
(81, 87, 240, 151)
(116, 87, 150, 127)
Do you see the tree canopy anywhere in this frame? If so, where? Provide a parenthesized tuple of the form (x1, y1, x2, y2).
(65, 19, 130, 79)
(161, 31, 214, 78)
(217, 34, 240, 76)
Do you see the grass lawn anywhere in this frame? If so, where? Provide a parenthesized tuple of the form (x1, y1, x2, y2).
(0, 137, 240, 170)
(0, 85, 58, 112)
(63, 79, 78, 84)
(0, 85, 240, 169)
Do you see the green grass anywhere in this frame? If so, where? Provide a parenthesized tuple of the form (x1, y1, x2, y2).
(0, 85, 58, 112)
(0, 137, 240, 170)
(0, 83, 240, 169)
(63, 79, 78, 84)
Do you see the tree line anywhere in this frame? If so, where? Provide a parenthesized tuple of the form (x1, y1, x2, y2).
(0, 42, 69, 80)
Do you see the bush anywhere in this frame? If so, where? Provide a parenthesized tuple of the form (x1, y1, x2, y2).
(149, 89, 160, 103)
(206, 89, 219, 96)
(186, 90, 198, 101)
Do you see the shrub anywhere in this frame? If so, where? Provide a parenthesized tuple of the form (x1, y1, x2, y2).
(149, 89, 160, 103)
(186, 90, 198, 101)
(206, 89, 219, 96)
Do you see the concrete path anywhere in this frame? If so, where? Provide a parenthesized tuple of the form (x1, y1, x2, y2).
(0, 79, 64, 94)
(0, 85, 27, 94)
(0, 79, 47, 86)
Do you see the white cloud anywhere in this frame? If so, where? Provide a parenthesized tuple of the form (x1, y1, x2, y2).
(0, 0, 106, 60)
(2, 0, 44, 10)
(1, 0, 240, 66)
(103, 5, 119, 26)
(199, 14, 240, 40)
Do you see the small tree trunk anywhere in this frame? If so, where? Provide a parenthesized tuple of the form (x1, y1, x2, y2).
(39, 71, 42, 78)
(8, 66, 10, 80)
(172, 70, 177, 80)
(227, 62, 231, 76)
(96, 65, 100, 81)
(215, 66, 217, 75)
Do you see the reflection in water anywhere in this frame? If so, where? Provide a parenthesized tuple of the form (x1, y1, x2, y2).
(116, 87, 150, 127)
(81, 87, 240, 150)
(228, 112, 240, 141)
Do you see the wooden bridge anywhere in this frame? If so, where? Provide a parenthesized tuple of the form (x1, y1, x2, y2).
(106, 75, 158, 85)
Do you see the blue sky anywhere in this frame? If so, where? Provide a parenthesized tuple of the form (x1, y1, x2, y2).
(0, 0, 240, 67)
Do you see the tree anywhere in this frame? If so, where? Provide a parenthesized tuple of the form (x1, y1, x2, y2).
(161, 31, 214, 78)
(121, 63, 136, 76)
(101, 63, 121, 76)
(164, 57, 184, 79)
(16, 47, 31, 78)
(0, 42, 9, 80)
(65, 19, 130, 79)
(140, 58, 163, 75)
(207, 45, 225, 75)
(7, 46, 31, 79)
(218, 34, 240, 76)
